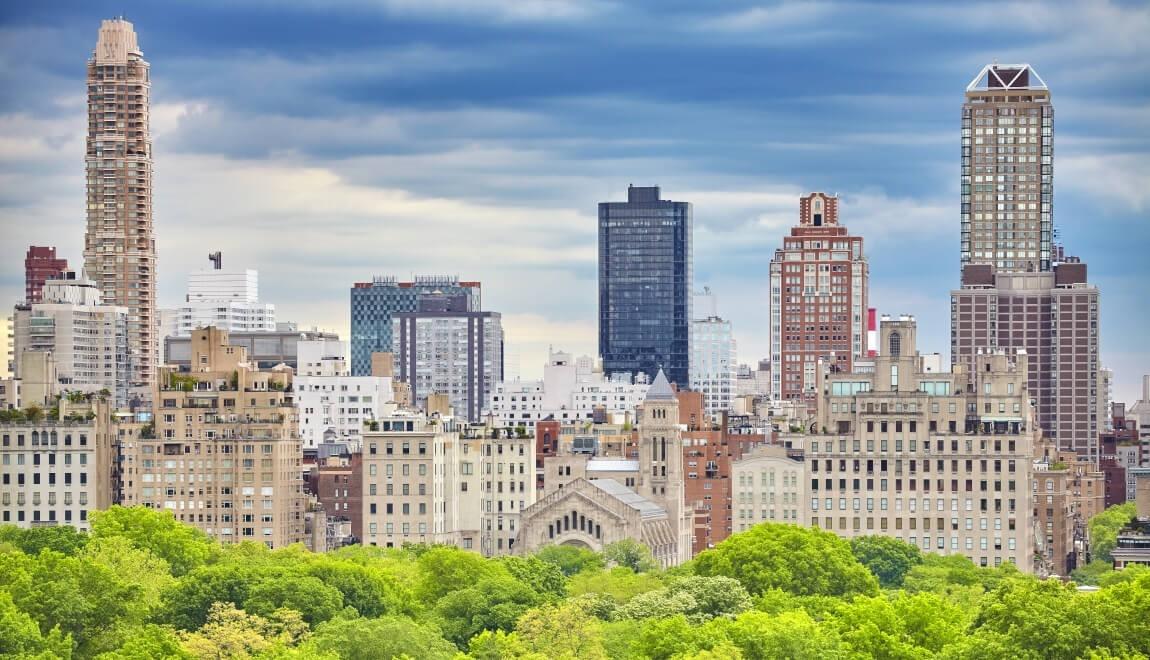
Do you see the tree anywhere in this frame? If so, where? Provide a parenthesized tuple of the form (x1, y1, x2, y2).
(306, 557, 412, 618)
(614, 589, 698, 622)
(434, 574, 542, 648)
(0, 525, 89, 556)
(693, 523, 878, 597)
(666, 575, 753, 621)
(1070, 559, 1114, 586)
(0, 590, 73, 659)
(415, 545, 498, 604)
(602, 539, 659, 572)
(467, 630, 546, 660)
(177, 602, 300, 659)
(243, 574, 344, 625)
(303, 615, 458, 660)
(719, 610, 844, 659)
(1087, 503, 1136, 564)
(89, 507, 218, 576)
(535, 544, 605, 577)
(568, 566, 665, 603)
(516, 601, 608, 660)
(11, 550, 140, 656)
(499, 555, 567, 599)
(849, 535, 923, 588)
(158, 562, 264, 631)
(94, 624, 190, 660)
(80, 537, 175, 623)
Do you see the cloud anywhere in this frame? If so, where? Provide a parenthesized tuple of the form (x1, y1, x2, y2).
(1059, 153, 1150, 213)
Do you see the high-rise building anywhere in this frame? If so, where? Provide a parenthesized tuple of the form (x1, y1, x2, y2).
(24, 247, 69, 304)
(952, 64, 1102, 461)
(119, 328, 306, 548)
(769, 192, 868, 404)
(84, 19, 156, 398)
(172, 259, 276, 336)
(961, 64, 1052, 274)
(11, 272, 131, 408)
(392, 293, 503, 422)
(350, 276, 481, 376)
(690, 289, 736, 417)
(598, 185, 692, 387)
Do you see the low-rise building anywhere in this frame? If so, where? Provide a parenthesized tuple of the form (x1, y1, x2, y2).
(730, 444, 809, 533)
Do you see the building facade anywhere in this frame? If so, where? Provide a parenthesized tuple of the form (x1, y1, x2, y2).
(0, 398, 116, 530)
(164, 328, 339, 371)
(84, 19, 156, 397)
(292, 339, 393, 450)
(769, 192, 868, 405)
(349, 276, 481, 376)
(951, 264, 1100, 460)
(961, 64, 1052, 274)
(24, 247, 68, 304)
(173, 265, 276, 336)
(598, 186, 692, 387)
(119, 328, 306, 548)
(11, 274, 130, 408)
(953, 63, 1102, 462)
(810, 317, 1038, 571)
(690, 315, 736, 418)
(730, 444, 809, 534)
(392, 294, 502, 423)
(489, 350, 649, 431)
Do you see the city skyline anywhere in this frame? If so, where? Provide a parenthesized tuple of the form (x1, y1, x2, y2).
(1, 2, 1147, 402)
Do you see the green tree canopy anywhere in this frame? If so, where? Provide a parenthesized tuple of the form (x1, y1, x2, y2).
(303, 615, 458, 660)
(1087, 503, 1136, 564)
(603, 539, 660, 572)
(534, 544, 604, 577)
(849, 535, 924, 588)
(89, 507, 218, 576)
(693, 523, 878, 597)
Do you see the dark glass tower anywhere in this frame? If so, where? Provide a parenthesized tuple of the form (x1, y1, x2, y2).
(349, 276, 481, 376)
(598, 185, 692, 386)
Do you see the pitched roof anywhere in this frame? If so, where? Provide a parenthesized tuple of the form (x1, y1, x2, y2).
(644, 368, 675, 401)
(589, 479, 666, 519)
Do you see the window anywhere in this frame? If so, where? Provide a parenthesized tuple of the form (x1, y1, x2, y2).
(889, 332, 901, 357)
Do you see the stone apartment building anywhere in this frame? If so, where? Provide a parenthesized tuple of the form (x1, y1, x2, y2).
(1, 397, 116, 530)
(809, 316, 1039, 571)
(119, 328, 306, 548)
(730, 443, 809, 533)
(1032, 448, 1105, 575)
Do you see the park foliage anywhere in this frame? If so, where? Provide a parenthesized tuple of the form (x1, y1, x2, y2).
(1, 504, 1147, 659)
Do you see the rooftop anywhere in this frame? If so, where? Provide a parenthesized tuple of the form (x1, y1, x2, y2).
(589, 479, 666, 519)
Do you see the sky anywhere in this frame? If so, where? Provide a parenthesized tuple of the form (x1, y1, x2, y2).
(0, 0, 1147, 402)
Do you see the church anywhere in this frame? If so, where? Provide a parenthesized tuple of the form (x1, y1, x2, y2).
(515, 370, 694, 567)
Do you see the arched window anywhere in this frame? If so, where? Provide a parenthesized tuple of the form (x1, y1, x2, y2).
(889, 331, 902, 357)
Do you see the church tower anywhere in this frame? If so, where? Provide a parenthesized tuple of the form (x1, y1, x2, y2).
(638, 369, 692, 562)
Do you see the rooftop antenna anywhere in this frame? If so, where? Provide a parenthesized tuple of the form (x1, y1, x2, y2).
(208, 251, 222, 270)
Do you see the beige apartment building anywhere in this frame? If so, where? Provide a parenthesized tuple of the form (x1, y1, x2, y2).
(359, 410, 536, 555)
(731, 444, 809, 533)
(1, 397, 116, 530)
(120, 328, 305, 548)
(84, 19, 156, 397)
(361, 413, 464, 547)
(807, 316, 1038, 571)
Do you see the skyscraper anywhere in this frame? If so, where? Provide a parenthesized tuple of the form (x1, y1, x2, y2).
(598, 186, 692, 387)
(961, 64, 1052, 275)
(690, 288, 736, 417)
(952, 64, 1101, 460)
(392, 292, 503, 422)
(769, 193, 868, 404)
(24, 246, 68, 304)
(84, 19, 156, 398)
(349, 276, 481, 376)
